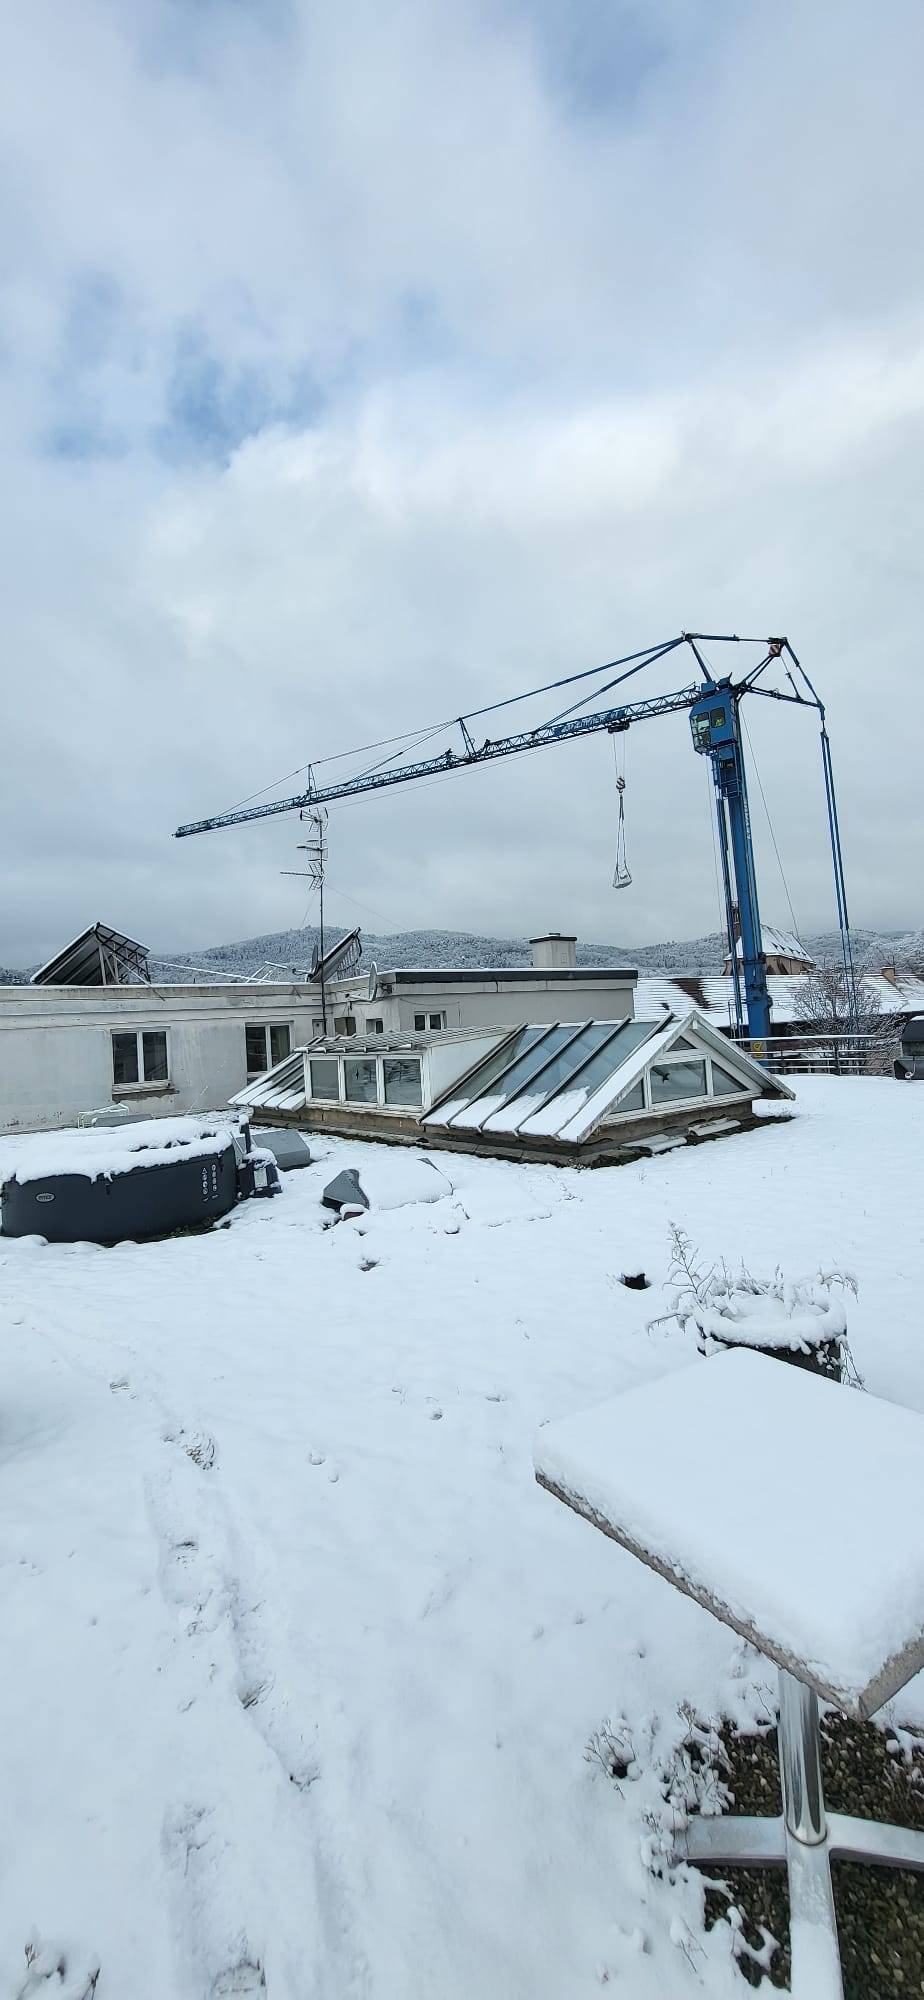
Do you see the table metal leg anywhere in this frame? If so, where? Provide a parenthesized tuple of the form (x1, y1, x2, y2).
(777, 1669, 843, 1998)
(778, 1667, 827, 1844)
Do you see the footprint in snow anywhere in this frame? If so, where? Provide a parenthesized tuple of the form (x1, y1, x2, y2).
(165, 1428, 217, 1472)
(210, 1961, 266, 1996)
(17, 1934, 100, 1998)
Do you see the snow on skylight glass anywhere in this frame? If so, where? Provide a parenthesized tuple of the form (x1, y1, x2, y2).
(445, 1023, 580, 1130)
(486, 1019, 658, 1135)
(515, 1021, 659, 1136)
(426, 1025, 548, 1127)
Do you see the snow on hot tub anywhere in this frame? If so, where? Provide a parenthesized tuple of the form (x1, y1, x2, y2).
(0, 1117, 241, 1244)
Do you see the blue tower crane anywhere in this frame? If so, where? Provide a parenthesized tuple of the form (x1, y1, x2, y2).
(175, 632, 855, 1051)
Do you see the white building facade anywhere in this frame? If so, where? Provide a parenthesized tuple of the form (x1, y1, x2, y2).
(0, 946, 639, 1135)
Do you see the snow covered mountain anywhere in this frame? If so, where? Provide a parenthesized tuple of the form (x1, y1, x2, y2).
(3, 924, 919, 985)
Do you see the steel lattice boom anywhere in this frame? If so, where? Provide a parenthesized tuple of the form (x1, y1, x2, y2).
(173, 632, 856, 1047)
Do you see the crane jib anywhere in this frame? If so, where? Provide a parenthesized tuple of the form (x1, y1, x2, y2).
(170, 634, 855, 1052)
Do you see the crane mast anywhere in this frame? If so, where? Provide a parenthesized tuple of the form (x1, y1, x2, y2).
(174, 632, 855, 1051)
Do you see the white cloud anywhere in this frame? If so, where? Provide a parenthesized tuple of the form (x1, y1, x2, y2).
(1, 0, 922, 964)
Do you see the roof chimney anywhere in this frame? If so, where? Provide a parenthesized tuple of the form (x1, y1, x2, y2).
(530, 932, 577, 970)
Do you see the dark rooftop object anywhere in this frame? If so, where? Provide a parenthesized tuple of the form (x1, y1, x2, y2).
(380, 965, 637, 985)
(31, 923, 151, 988)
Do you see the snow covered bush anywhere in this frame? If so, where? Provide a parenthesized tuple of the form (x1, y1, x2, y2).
(649, 1224, 861, 1382)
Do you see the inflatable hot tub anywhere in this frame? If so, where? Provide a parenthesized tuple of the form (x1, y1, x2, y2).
(1, 1117, 241, 1244)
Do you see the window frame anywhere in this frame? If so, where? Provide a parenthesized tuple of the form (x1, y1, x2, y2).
(111, 1027, 170, 1094)
(343, 1055, 379, 1105)
(382, 1056, 424, 1108)
(647, 1054, 709, 1108)
(308, 1056, 341, 1102)
(303, 1051, 429, 1114)
(245, 1020, 293, 1079)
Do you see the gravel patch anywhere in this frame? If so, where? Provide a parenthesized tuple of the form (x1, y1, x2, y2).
(695, 1710, 924, 1993)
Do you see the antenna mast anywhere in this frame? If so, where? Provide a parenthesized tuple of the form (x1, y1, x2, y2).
(280, 806, 330, 1031)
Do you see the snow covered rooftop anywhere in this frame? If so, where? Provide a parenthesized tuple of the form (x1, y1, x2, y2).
(1, 1078, 923, 1991)
(635, 968, 924, 1031)
(731, 924, 813, 964)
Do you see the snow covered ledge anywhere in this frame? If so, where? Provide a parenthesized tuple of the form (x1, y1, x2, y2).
(534, 1353, 924, 2000)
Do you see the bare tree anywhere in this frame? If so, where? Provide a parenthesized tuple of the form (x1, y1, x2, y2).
(792, 960, 899, 1070)
(893, 931, 924, 979)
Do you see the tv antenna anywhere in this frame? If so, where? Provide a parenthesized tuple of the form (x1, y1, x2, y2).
(281, 806, 329, 1031)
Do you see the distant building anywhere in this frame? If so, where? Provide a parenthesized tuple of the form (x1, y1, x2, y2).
(0, 925, 637, 1135)
(5, 918, 921, 1137)
(721, 922, 815, 977)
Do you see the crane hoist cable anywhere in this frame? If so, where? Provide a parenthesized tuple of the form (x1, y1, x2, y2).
(612, 733, 632, 889)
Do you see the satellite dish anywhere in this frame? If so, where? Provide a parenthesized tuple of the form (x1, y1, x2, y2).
(309, 944, 319, 978)
(367, 963, 379, 1003)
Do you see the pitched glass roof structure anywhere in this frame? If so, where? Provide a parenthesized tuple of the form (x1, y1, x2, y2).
(424, 1013, 792, 1144)
(232, 1010, 793, 1162)
(31, 923, 151, 987)
(429, 1019, 658, 1136)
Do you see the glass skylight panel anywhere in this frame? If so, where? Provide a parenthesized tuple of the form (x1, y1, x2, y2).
(711, 1061, 748, 1096)
(442, 1024, 560, 1128)
(496, 1020, 659, 1135)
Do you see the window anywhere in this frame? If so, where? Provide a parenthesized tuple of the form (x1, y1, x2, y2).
(309, 1057, 340, 1101)
(344, 1057, 378, 1104)
(383, 1058, 423, 1108)
(649, 1058, 707, 1105)
(111, 1030, 168, 1089)
(711, 1061, 748, 1097)
(268, 1024, 288, 1066)
(246, 1022, 291, 1076)
(429, 1013, 443, 1031)
(112, 1033, 139, 1086)
(414, 1014, 426, 1032)
(367, 1018, 384, 1034)
(334, 1015, 357, 1036)
(142, 1031, 168, 1083)
(312, 1018, 324, 1035)
(617, 1079, 645, 1112)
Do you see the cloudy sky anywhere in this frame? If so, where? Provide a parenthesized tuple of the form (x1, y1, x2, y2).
(3, 0, 922, 966)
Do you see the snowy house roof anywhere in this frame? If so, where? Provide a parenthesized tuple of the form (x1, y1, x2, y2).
(635, 969, 924, 1032)
(732, 925, 813, 965)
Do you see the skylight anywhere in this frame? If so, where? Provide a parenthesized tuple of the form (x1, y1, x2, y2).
(426, 1019, 661, 1138)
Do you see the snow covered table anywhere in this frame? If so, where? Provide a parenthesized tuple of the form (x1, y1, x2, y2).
(534, 1350, 924, 2000)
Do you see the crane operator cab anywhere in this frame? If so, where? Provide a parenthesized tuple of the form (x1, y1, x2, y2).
(690, 687, 736, 757)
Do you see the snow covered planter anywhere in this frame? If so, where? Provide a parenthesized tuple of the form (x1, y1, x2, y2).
(651, 1226, 858, 1382)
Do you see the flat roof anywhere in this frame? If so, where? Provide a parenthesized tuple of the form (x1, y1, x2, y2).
(380, 966, 638, 986)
